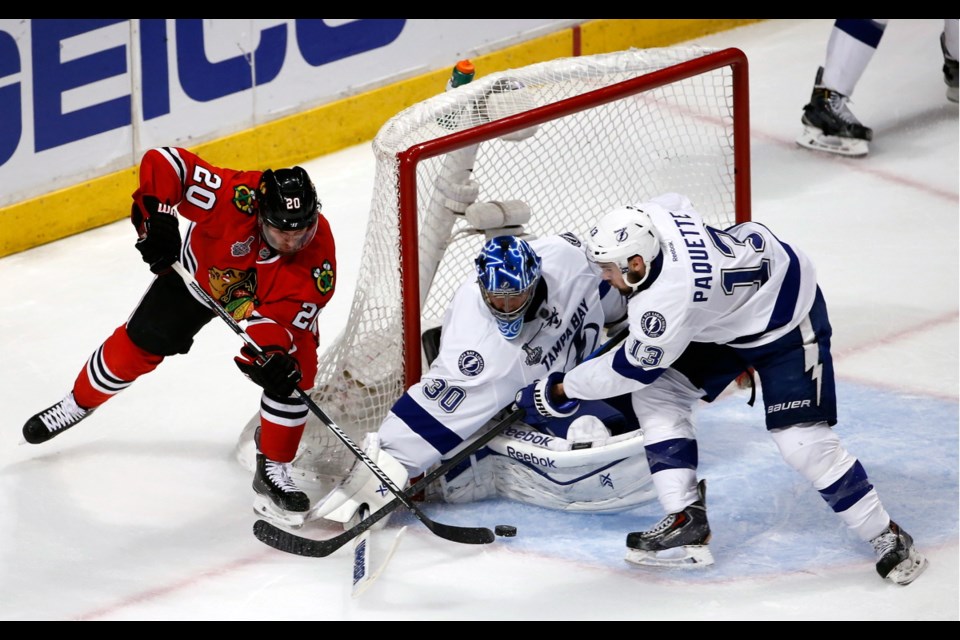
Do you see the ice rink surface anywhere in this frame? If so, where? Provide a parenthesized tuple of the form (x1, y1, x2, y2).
(1, 19, 957, 620)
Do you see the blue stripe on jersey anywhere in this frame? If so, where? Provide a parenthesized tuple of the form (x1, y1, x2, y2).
(835, 19, 886, 48)
(612, 346, 666, 384)
(392, 392, 462, 455)
(728, 240, 801, 345)
(766, 240, 801, 333)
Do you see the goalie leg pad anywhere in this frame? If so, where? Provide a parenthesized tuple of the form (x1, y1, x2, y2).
(311, 433, 410, 529)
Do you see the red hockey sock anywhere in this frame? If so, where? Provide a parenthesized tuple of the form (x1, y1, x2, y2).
(72, 325, 164, 408)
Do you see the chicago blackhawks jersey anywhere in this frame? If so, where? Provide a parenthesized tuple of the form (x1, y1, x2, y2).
(379, 233, 627, 474)
(134, 146, 337, 378)
(563, 192, 818, 401)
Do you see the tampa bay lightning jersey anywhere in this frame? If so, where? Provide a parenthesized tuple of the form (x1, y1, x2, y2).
(379, 233, 627, 474)
(564, 193, 818, 401)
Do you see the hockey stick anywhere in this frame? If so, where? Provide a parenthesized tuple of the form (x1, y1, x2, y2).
(171, 262, 497, 546)
(350, 504, 408, 598)
(252, 405, 526, 557)
(251, 324, 631, 558)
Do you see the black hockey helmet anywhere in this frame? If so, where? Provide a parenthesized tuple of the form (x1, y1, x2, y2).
(257, 167, 320, 254)
(257, 166, 320, 231)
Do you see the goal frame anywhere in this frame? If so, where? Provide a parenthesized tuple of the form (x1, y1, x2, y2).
(396, 47, 751, 387)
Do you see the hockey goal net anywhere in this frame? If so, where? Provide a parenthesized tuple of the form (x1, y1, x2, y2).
(237, 45, 751, 485)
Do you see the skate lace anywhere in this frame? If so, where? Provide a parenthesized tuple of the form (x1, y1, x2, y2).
(265, 461, 299, 493)
(826, 92, 861, 125)
(39, 396, 86, 432)
(870, 528, 898, 559)
(645, 512, 679, 537)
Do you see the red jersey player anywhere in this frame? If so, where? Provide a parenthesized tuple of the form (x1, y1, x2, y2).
(22, 146, 337, 524)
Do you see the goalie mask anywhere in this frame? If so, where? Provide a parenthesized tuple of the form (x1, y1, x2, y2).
(585, 205, 662, 291)
(257, 167, 320, 255)
(475, 236, 542, 340)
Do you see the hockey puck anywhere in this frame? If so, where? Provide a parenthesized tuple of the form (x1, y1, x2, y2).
(494, 525, 517, 537)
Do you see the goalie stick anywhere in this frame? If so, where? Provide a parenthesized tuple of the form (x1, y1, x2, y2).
(350, 504, 408, 598)
(170, 262, 498, 546)
(251, 325, 631, 558)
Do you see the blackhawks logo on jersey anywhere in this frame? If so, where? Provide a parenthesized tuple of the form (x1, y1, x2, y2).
(208, 266, 259, 320)
(313, 261, 335, 294)
(233, 185, 256, 215)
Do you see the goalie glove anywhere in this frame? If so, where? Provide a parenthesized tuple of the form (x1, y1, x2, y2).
(235, 345, 302, 398)
(132, 195, 181, 274)
(514, 371, 580, 425)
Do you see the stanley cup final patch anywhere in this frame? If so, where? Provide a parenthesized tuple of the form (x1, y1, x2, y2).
(640, 311, 666, 338)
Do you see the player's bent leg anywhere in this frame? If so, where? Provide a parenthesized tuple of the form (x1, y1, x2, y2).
(625, 371, 713, 567)
(770, 422, 928, 585)
(253, 395, 311, 527)
(23, 324, 165, 444)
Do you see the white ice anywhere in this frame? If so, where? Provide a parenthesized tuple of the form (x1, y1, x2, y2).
(1, 19, 957, 620)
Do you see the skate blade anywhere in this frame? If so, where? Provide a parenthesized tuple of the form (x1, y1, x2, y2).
(885, 548, 929, 586)
(253, 496, 308, 529)
(625, 544, 714, 568)
(796, 126, 869, 157)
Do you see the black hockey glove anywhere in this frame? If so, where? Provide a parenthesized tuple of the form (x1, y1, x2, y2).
(133, 196, 181, 274)
(235, 345, 303, 398)
(514, 371, 580, 425)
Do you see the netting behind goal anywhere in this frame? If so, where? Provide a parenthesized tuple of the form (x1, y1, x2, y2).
(236, 45, 751, 484)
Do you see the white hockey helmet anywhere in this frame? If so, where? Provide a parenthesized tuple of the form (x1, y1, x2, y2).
(585, 205, 661, 290)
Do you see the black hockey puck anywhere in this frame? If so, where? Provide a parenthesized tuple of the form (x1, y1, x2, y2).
(494, 525, 517, 537)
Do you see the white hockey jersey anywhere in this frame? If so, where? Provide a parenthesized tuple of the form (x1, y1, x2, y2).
(564, 193, 819, 401)
(379, 233, 626, 474)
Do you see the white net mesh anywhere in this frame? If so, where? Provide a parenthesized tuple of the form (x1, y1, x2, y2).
(236, 45, 750, 484)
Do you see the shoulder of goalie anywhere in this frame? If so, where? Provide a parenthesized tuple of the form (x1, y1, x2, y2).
(306, 432, 409, 529)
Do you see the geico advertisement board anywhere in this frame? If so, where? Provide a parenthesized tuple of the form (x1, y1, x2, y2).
(0, 18, 572, 208)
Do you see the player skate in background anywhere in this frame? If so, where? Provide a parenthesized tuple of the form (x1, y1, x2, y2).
(797, 19, 958, 157)
(515, 192, 928, 585)
(311, 233, 656, 528)
(22, 147, 337, 526)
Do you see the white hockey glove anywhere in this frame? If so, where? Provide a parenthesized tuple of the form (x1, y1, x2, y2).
(514, 372, 580, 426)
(309, 432, 410, 530)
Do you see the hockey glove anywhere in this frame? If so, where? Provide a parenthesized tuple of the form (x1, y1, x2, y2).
(235, 345, 302, 398)
(133, 197, 181, 274)
(514, 371, 580, 425)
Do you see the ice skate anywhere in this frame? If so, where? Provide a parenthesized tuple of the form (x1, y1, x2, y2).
(23, 392, 95, 444)
(796, 67, 872, 157)
(870, 521, 929, 585)
(253, 453, 310, 528)
(942, 33, 958, 103)
(625, 479, 714, 567)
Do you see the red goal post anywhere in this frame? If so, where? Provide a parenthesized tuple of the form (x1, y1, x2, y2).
(236, 45, 751, 484)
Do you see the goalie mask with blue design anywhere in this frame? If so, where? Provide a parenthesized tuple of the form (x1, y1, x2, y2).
(475, 236, 542, 340)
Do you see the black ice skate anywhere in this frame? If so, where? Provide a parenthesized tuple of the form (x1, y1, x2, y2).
(870, 521, 929, 586)
(625, 479, 714, 567)
(796, 67, 872, 157)
(23, 392, 95, 444)
(942, 33, 958, 103)
(253, 453, 310, 527)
